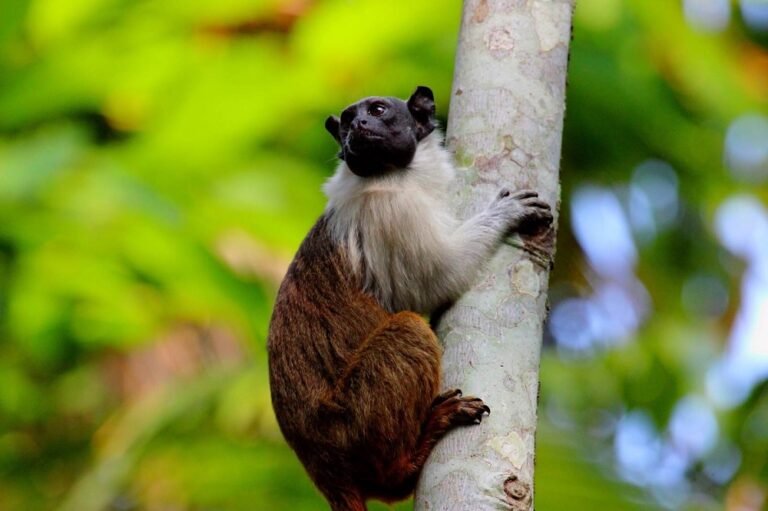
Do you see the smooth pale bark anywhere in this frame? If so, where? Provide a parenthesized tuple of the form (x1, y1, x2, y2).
(415, 1, 574, 510)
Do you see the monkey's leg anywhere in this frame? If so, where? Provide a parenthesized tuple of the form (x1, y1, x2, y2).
(323, 312, 488, 501)
(319, 312, 442, 501)
(409, 390, 490, 469)
(373, 389, 490, 501)
(324, 311, 442, 435)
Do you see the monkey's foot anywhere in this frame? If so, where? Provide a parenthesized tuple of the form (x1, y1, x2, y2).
(435, 395, 490, 426)
(431, 388, 462, 407)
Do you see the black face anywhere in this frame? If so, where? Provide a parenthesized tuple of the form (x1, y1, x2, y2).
(325, 86, 437, 177)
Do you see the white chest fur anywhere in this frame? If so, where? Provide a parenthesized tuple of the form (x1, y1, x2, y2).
(323, 133, 462, 313)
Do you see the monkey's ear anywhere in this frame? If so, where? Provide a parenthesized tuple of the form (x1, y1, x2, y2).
(407, 86, 436, 140)
(325, 115, 342, 144)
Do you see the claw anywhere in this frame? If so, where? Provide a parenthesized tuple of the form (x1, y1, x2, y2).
(512, 190, 538, 200)
(524, 199, 550, 209)
(432, 388, 463, 407)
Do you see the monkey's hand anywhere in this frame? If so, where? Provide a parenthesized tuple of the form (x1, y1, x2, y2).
(491, 188, 553, 235)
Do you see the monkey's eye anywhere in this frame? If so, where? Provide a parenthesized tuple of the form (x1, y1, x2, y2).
(368, 103, 387, 117)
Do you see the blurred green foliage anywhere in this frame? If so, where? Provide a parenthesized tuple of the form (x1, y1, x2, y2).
(0, 0, 766, 510)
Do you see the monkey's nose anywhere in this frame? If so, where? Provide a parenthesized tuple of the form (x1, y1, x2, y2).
(351, 119, 368, 129)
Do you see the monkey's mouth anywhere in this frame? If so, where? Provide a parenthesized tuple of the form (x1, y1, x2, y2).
(351, 128, 384, 141)
(345, 130, 385, 155)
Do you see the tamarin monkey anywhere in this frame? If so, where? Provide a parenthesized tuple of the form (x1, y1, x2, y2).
(267, 86, 552, 511)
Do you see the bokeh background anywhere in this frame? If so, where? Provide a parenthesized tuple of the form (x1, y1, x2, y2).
(1, 0, 767, 509)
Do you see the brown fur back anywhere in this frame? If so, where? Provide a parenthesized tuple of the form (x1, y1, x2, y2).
(268, 215, 387, 442)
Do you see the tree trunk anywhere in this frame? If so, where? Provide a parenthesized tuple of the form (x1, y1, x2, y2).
(415, 1, 574, 510)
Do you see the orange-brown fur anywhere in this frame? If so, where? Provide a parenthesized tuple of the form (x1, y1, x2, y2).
(268, 216, 487, 511)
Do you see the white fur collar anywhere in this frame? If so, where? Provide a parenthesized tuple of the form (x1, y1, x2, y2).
(322, 132, 458, 312)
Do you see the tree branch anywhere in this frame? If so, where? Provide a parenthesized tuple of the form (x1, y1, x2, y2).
(415, 1, 574, 509)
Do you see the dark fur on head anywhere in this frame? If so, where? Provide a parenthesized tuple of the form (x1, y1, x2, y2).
(325, 86, 437, 177)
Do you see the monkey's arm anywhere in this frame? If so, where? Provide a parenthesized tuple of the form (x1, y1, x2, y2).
(439, 189, 551, 301)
